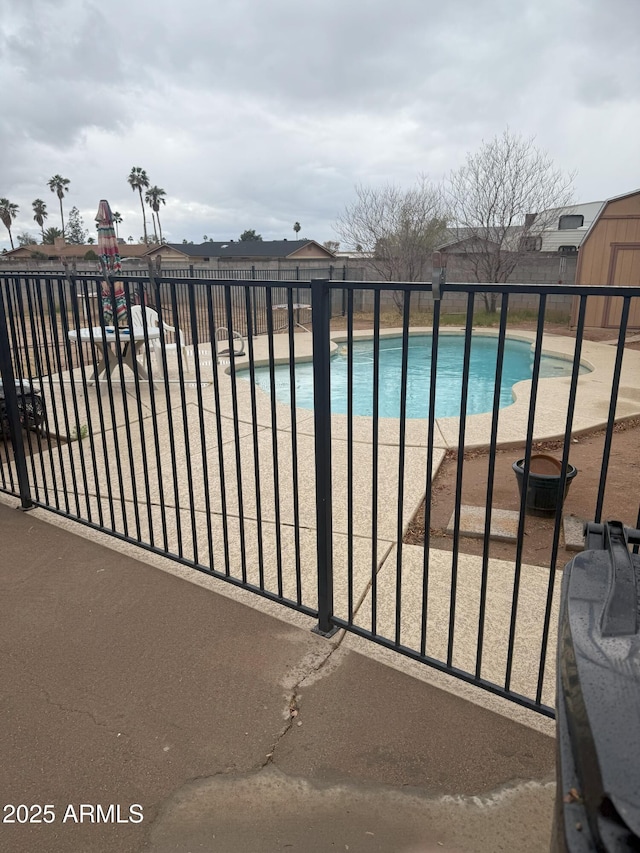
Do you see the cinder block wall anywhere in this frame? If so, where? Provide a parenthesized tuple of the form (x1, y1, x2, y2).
(349, 254, 577, 318)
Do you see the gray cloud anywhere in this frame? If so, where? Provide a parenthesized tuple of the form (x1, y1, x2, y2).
(1, 0, 639, 249)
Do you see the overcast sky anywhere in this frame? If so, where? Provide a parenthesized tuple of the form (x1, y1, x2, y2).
(0, 0, 638, 251)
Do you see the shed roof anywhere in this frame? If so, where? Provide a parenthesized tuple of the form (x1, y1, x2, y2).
(579, 187, 640, 250)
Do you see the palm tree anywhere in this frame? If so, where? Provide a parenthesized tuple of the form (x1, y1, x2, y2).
(293, 221, 301, 238)
(32, 199, 48, 240)
(144, 189, 158, 242)
(127, 167, 150, 245)
(0, 198, 19, 249)
(42, 226, 62, 244)
(145, 186, 166, 243)
(47, 175, 70, 239)
(113, 211, 122, 240)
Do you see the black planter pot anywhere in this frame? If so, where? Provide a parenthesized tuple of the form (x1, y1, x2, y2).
(512, 454, 578, 517)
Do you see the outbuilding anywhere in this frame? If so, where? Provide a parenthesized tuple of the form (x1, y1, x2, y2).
(572, 189, 640, 329)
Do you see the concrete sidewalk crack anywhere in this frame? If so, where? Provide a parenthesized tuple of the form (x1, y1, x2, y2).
(40, 687, 124, 737)
(262, 640, 340, 768)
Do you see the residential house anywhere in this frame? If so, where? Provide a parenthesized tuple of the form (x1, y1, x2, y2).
(1, 237, 335, 267)
(437, 201, 604, 258)
(533, 201, 604, 254)
(1, 237, 153, 264)
(143, 239, 335, 266)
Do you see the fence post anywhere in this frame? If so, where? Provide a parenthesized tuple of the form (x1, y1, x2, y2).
(251, 268, 258, 336)
(311, 279, 336, 636)
(0, 281, 33, 510)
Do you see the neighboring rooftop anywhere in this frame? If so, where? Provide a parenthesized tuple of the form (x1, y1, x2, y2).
(1, 238, 335, 264)
(1, 239, 153, 261)
(146, 239, 335, 260)
(437, 200, 606, 255)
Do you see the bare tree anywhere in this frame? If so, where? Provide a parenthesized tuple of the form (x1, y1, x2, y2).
(446, 129, 575, 312)
(335, 176, 448, 288)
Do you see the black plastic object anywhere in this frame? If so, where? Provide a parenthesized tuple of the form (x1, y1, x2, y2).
(0, 380, 47, 436)
(512, 454, 578, 516)
(553, 520, 640, 852)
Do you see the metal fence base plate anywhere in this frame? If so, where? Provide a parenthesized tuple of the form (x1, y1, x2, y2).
(312, 624, 340, 639)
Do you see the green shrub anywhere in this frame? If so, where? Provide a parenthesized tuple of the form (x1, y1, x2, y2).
(70, 424, 88, 441)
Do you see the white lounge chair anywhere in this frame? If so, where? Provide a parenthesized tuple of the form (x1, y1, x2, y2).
(129, 305, 191, 375)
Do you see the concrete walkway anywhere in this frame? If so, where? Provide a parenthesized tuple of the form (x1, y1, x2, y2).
(0, 498, 556, 853)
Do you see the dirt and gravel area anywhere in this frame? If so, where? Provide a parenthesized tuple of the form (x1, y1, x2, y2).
(404, 417, 640, 568)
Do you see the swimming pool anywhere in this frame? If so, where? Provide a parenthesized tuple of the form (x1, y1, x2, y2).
(245, 334, 588, 419)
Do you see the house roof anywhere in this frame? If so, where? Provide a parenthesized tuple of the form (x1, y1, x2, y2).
(119, 243, 156, 257)
(535, 200, 605, 220)
(2, 241, 155, 259)
(148, 239, 334, 259)
(437, 227, 521, 252)
(2, 238, 337, 263)
(437, 227, 477, 250)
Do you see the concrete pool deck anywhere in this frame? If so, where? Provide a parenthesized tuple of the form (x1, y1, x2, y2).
(6, 328, 640, 732)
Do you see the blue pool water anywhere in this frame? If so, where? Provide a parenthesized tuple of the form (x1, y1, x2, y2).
(245, 334, 587, 419)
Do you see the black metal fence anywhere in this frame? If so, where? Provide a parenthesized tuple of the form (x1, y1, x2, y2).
(1, 272, 639, 717)
(1, 270, 315, 341)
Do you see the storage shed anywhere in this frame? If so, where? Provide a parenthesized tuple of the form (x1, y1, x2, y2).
(572, 189, 640, 328)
